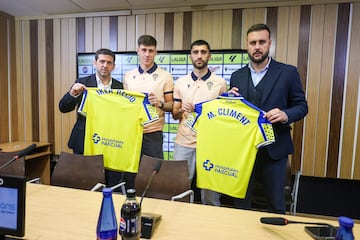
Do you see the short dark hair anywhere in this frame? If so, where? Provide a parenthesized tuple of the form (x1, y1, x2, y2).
(190, 39, 211, 51)
(138, 35, 157, 47)
(95, 48, 115, 62)
(247, 23, 271, 38)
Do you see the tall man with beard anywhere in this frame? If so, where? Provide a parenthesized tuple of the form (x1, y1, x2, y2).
(229, 23, 308, 213)
(172, 40, 227, 206)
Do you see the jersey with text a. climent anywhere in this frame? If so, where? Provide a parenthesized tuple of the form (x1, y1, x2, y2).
(186, 93, 275, 198)
(78, 88, 159, 173)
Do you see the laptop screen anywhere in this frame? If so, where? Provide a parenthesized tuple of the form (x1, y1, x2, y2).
(0, 175, 26, 238)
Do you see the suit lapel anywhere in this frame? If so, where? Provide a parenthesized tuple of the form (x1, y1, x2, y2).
(260, 60, 280, 105)
(88, 75, 98, 87)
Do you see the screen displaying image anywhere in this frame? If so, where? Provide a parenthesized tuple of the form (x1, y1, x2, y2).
(0, 187, 18, 230)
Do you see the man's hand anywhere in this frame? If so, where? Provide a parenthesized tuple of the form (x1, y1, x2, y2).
(70, 83, 87, 97)
(264, 108, 288, 124)
(228, 87, 241, 96)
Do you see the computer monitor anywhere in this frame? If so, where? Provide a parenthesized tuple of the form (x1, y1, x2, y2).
(0, 175, 26, 239)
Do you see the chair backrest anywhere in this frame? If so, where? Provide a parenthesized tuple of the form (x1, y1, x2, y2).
(296, 175, 360, 219)
(51, 152, 105, 190)
(135, 155, 191, 202)
(0, 152, 25, 176)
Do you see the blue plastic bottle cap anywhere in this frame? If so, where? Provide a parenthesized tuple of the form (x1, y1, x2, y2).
(102, 188, 113, 195)
(338, 216, 354, 229)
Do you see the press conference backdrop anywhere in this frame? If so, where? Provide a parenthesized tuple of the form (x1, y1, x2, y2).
(77, 50, 248, 160)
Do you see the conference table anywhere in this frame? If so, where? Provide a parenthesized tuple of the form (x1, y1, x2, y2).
(24, 183, 359, 239)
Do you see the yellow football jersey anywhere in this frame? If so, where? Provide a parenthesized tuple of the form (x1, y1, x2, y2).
(78, 88, 159, 172)
(187, 94, 275, 198)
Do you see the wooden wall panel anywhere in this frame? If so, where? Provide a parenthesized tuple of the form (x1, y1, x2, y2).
(53, 19, 64, 153)
(314, 4, 337, 177)
(145, 14, 156, 37)
(117, 16, 127, 51)
(109, 16, 117, 51)
(222, 9, 233, 49)
(231, 9, 242, 49)
(126, 15, 136, 51)
(293, 5, 311, 173)
(136, 14, 146, 38)
(191, 11, 202, 42)
(2, 1, 360, 181)
(38, 19, 48, 142)
(155, 13, 165, 50)
(85, 18, 93, 52)
(344, 2, 360, 178)
(164, 13, 174, 50)
(286, 6, 301, 66)
(0, 15, 9, 142)
(303, 5, 326, 176)
(173, 12, 184, 50)
(327, 3, 350, 177)
(93, 17, 102, 50)
(267, 7, 278, 61)
(276, 7, 290, 62)
(9, 16, 18, 142)
(101, 17, 110, 49)
(45, 19, 55, 153)
(15, 21, 24, 141)
(255, 8, 267, 23)
(242, 9, 256, 49)
(23, 21, 33, 141)
(211, 11, 223, 49)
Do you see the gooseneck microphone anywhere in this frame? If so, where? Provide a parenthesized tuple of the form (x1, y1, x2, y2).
(260, 217, 332, 226)
(139, 160, 162, 206)
(0, 144, 36, 170)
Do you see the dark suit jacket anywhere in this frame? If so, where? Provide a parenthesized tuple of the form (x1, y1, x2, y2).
(230, 59, 308, 160)
(59, 74, 123, 154)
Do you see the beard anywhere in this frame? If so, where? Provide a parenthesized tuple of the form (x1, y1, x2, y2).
(192, 61, 207, 70)
(248, 50, 269, 64)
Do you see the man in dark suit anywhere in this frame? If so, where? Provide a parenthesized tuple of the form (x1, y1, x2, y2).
(59, 48, 123, 187)
(229, 24, 308, 213)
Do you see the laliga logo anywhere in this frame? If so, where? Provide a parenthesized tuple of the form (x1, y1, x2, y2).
(203, 159, 214, 171)
(92, 133, 101, 144)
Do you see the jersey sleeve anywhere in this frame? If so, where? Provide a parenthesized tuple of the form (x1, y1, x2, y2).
(141, 93, 159, 125)
(163, 71, 174, 94)
(257, 115, 275, 148)
(185, 101, 205, 133)
(77, 88, 90, 117)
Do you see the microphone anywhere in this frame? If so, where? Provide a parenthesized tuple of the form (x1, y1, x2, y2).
(138, 159, 162, 239)
(260, 217, 332, 226)
(0, 144, 36, 170)
(140, 160, 162, 206)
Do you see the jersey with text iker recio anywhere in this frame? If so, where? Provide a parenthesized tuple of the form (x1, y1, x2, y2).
(78, 88, 159, 173)
(186, 93, 275, 198)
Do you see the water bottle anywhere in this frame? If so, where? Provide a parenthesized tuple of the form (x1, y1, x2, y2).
(335, 216, 354, 240)
(119, 189, 141, 240)
(96, 188, 118, 240)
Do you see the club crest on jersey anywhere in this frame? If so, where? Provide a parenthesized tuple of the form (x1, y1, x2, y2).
(153, 73, 159, 81)
(207, 82, 213, 90)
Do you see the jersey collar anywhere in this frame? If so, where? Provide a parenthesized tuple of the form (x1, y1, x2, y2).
(191, 69, 211, 81)
(138, 63, 158, 74)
